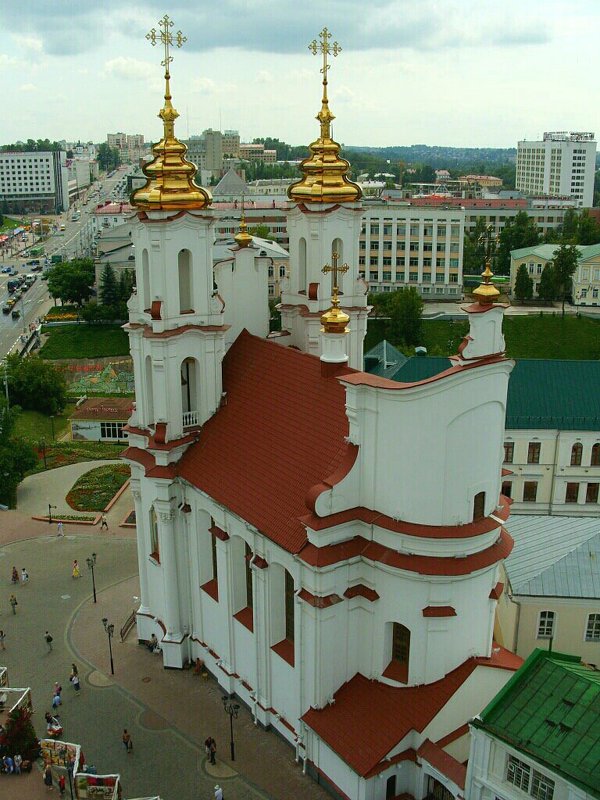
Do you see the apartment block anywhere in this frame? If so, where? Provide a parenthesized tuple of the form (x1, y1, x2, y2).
(361, 201, 464, 298)
(516, 131, 596, 207)
(107, 132, 146, 164)
(0, 150, 69, 212)
(222, 130, 240, 158)
(239, 143, 277, 162)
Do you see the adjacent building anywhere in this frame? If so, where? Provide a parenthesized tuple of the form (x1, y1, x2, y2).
(0, 150, 69, 212)
(516, 131, 596, 207)
(467, 649, 600, 800)
(107, 133, 146, 164)
(71, 398, 133, 442)
(510, 243, 600, 306)
(497, 515, 600, 662)
(239, 142, 277, 162)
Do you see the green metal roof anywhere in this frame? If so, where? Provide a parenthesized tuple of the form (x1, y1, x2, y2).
(363, 340, 407, 379)
(389, 357, 600, 431)
(511, 243, 600, 262)
(474, 649, 600, 798)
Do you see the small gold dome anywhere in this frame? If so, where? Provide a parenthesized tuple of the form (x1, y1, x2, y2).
(472, 261, 500, 305)
(234, 229, 253, 248)
(321, 303, 349, 334)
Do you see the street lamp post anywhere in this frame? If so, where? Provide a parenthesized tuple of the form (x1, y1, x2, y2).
(48, 504, 57, 524)
(222, 694, 240, 761)
(102, 617, 115, 675)
(86, 553, 97, 603)
(39, 439, 47, 469)
(50, 415, 55, 441)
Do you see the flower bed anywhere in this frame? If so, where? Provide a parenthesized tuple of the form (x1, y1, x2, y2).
(66, 464, 131, 512)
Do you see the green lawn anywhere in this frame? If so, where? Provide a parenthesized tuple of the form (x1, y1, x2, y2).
(0, 216, 20, 233)
(28, 441, 126, 474)
(366, 314, 600, 360)
(40, 324, 130, 359)
(13, 405, 75, 442)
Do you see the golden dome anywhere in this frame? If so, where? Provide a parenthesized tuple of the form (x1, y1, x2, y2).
(234, 211, 252, 248)
(472, 260, 500, 305)
(288, 28, 361, 205)
(321, 302, 349, 334)
(132, 16, 211, 212)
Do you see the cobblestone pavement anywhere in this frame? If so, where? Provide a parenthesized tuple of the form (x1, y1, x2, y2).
(0, 467, 330, 800)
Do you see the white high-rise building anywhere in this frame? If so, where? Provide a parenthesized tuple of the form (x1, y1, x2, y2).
(516, 132, 596, 207)
(0, 150, 69, 212)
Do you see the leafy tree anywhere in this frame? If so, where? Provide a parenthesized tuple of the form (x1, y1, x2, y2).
(387, 287, 424, 347)
(463, 217, 489, 275)
(514, 264, 533, 303)
(368, 292, 396, 318)
(577, 209, 600, 245)
(537, 264, 556, 303)
(0, 400, 38, 507)
(6, 354, 67, 415)
(496, 211, 541, 274)
(248, 224, 273, 240)
(561, 208, 578, 243)
(99, 264, 119, 306)
(552, 243, 579, 316)
(47, 258, 95, 306)
(80, 301, 102, 324)
(97, 142, 120, 172)
(118, 269, 135, 303)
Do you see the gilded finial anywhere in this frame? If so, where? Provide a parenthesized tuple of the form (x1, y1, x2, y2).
(321, 252, 350, 333)
(131, 14, 211, 212)
(288, 28, 361, 204)
(235, 194, 252, 248)
(472, 225, 500, 304)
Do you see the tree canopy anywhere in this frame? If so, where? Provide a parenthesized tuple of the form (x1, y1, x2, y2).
(552, 243, 579, 315)
(496, 211, 541, 274)
(47, 258, 95, 307)
(514, 264, 534, 303)
(463, 217, 489, 275)
(97, 142, 121, 172)
(537, 264, 556, 303)
(387, 287, 424, 347)
(6, 354, 68, 415)
(0, 400, 37, 507)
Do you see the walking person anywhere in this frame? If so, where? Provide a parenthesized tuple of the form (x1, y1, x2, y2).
(205, 736, 217, 765)
(70, 672, 80, 692)
(57, 521, 64, 537)
(100, 514, 108, 531)
(14, 754, 22, 774)
(9, 594, 18, 615)
(214, 785, 224, 800)
(11, 566, 18, 584)
(0, 630, 5, 650)
(122, 729, 132, 753)
(43, 762, 53, 790)
(58, 774, 66, 796)
(45, 631, 54, 652)
(21, 568, 29, 584)
(72, 560, 80, 579)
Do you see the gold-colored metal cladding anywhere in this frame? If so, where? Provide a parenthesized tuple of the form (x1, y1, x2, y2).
(288, 28, 361, 204)
(132, 14, 212, 211)
(321, 252, 350, 333)
(472, 260, 501, 304)
(234, 195, 252, 248)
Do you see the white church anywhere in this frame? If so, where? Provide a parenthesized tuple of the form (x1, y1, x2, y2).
(123, 26, 521, 800)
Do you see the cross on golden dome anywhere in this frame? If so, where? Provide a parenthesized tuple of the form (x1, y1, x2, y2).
(321, 252, 350, 333)
(473, 224, 500, 305)
(308, 27, 341, 108)
(146, 14, 187, 79)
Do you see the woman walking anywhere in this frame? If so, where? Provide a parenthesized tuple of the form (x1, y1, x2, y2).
(72, 560, 80, 579)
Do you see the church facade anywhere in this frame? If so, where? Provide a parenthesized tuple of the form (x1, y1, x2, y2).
(123, 26, 521, 800)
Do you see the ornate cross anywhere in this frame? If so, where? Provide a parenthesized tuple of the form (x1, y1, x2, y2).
(322, 251, 350, 302)
(478, 224, 498, 263)
(308, 27, 341, 80)
(146, 14, 187, 76)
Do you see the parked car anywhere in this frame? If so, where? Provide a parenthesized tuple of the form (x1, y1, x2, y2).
(11, 308, 21, 319)
(26, 259, 40, 267)
(1, 266, 11, 274)
(2, 305, 11, 314)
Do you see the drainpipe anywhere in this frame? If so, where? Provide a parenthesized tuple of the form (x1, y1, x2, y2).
(548, 430, 560, 516)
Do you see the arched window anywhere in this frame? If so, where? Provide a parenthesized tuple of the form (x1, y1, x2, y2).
(384, 622, 410, 683)
(181, 358, 199, 428)
(473, 491, 486, 520)
(298, 237, 307, 292)
(270, 566, 295, 666)
(571, 443, 583, 466)
(149, 506, 159, 561)
(279, 264, 286, 278)
(141, 248, 150, 311)
(591, 443, 600, 466)
(178, 249, 193, 313)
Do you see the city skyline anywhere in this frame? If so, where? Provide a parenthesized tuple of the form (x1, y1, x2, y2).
(1, 1, 600, 149)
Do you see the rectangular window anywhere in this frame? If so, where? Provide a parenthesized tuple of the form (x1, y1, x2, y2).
(285, 571, 295, 642)
(585, 613, 600, 642)
(502, 481, 512, 498)
(523, 481, 538, 502)
(504, 442, 514, 463)
(507, 755, 530, 792)
(527, 442, 541, 463)
(531, 770, 555, 800)
(565, 482, 579, 503)
(409, 271, 418, 281)
(150, 507, 159, 561)
(537, 610, 555, 639)
(371, 241, 379, 250)
(586, 483, 599, 503)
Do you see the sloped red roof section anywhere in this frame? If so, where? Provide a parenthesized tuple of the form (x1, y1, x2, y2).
(417, 739, 466, 789)
(178, 331, 354, 553)
(302, 646, 521, 777)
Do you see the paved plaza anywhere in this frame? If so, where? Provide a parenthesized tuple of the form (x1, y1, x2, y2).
(0, 465, 331, 800)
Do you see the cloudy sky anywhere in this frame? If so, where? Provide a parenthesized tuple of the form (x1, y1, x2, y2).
(1, 1, 599, 149)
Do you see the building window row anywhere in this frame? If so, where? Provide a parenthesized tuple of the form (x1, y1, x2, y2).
(504, 441, 600, 467)
(506, 754, 555, 800)
(537, 611, 600, 643)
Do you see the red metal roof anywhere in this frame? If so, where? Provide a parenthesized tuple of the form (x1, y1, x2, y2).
(72, 397, 133, 420)
(302, 646, 521, 778)
(178, 331, 355, 554)
(417, 739, 466, 789)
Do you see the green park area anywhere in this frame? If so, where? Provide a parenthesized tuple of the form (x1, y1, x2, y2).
(40, 323, 130, 359)
(66, 463, 130, 511)
(365, 314, 600, 360)
(0, 216, 20, 233)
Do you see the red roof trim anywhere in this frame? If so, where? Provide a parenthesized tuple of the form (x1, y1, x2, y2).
(489, 581, 504, 600)
(143, 323, 230, 339)
(146, 464, 177, 480)
(417, 739, 466, 790)
(461, 301, 509, 315)
(305, 444, 360, 513)
(435, 723, 469, 749)
(299, 528, 513, 576)
(123, 424, 149, 438)
(302, 495, 510, 540)
(252, 555, 269, 569)
(343, 584, 380, 602)
(298, 588, 343, 609)
(297, 203, 342, 215)
(422, 606, 457, 618)
(502, 468, 514, 477)
(363, 748, 417, 780)
(122, 446, 155, 471)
